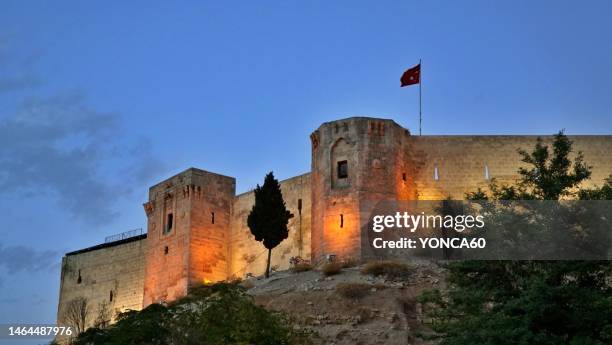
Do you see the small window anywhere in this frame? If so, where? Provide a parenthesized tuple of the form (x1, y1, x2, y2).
(337, 160, 348, 179)
(297, 199, 302, 212)
(165, 213, 173, 233)
(434, 166, 440, 181)
(77, 270, 82, 284)
(340, 214, 344, 228)
(402, 172, 407, 181)
(109, 290, 113, 302)
(484, 164, 490, 180)
(211, 212, 215, 224)
(164, 246, 169, 255)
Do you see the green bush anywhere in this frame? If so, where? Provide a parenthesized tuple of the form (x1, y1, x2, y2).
(336, 283, 370, 299)
(361, 260, 413, 280)
(72, 282, 310, 345)
(340, 257, 359, 268)
(290, 262, 313, 273)
(321, 262, 342, 276)
(418, 132, 612, 345)
(72, 303, 170, 345)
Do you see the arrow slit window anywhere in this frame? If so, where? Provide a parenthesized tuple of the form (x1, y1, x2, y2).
(165, 213, 173, 233)
(337, 160, 348, 179)
(331, 138, 350, 189)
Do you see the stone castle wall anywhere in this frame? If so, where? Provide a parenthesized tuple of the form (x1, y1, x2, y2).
(142, 168, 235, 307)
(229, 173, 311, 278)
(57, 116, 612, 335)
(407, 135, 612, 200)
(56, 236, 146, 342)
(187, 170, 235, 286)
(311, 118, 413, 262)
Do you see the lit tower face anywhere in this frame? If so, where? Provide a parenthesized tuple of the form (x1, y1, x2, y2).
(142, 168, 235, 307)
(310, 117, 412, 263)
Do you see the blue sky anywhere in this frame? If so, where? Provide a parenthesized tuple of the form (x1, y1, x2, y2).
(0, 0, 611, 334)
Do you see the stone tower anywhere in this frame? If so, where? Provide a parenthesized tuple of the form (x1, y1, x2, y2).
(142, 168, 235, 307)
(310, 117, 413, 263)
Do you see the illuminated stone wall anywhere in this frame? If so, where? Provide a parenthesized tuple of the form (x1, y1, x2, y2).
(57, 116, 612, 333)
(142, 168, 235, 307)
(310, 118, 413, 263)
(187, 170, 235, 286)
(407, 135, 612, 200)
(56, 236, 146, 343)
(310, 117, 612, 263)
(229, 173, 311, 278)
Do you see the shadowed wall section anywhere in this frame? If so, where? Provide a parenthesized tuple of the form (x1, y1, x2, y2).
(56, 236, 146, 343)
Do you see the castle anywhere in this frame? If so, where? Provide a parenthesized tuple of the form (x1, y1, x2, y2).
(56, 117, 612, 329)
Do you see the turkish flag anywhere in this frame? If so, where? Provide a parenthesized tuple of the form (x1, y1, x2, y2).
(400, 63, 420, 87)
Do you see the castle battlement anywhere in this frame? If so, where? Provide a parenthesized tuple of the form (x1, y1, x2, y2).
(56, 117, 612, 332)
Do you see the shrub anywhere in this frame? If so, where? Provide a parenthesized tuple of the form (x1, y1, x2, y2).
(241, 279, 255, 289)
(71, 282, 311, 345)
(321, 262, 342, 276)
(291, 262, 313, 273)
(373, 283, 386, 290)
(340, 257, 359, 268)
(361, 261, 413, 280)
(72, 303, 170, 345)
(336, 283, 371, 299)
(289, 256, 306, 266)
(356, 307, 373, 324)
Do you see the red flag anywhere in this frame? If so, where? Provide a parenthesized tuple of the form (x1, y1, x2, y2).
(400, 63, 420, 87)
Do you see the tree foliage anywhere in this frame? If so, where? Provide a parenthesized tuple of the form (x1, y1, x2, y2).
(579, 176, 612, 200)
(72, 282, 310, 345)
(247, 172, 293, 278)
(466, 131, 593, 201)
(421, 131, 612, 345)
(516, 130, 591, 200)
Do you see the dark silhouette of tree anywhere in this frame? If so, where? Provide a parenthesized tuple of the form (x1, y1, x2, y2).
(72, 283, 310, 345)
(247, 172, 293, 278)
(421, 131, 612, 345)
(93, 300, 111, 329)
(516, 130, 591, 200)
(64, 297, 90, 335)
(466, 130, 592, 201)
(579, 175, 612, 200)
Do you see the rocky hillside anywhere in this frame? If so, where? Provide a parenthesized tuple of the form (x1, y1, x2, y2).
(66, 260, 446, 345)
(246, 260, 446, 345)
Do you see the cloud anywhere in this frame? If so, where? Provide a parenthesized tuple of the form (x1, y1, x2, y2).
(0, 92, 164, 224)
(0, 293, 48, 305)
(0, 74, 41, 93)
(0, 245, 59, 275)
(0, 37, 164, 225)
(0, 36, 42, 93)
(0, 244, 60, 286)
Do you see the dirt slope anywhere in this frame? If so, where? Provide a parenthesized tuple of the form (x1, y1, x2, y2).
(246, 260, 445, 345)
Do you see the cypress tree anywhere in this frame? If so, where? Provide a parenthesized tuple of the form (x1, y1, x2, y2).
(247, 172, 293, 278)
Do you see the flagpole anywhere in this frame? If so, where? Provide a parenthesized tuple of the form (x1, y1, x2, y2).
(419, 58, 422, 136)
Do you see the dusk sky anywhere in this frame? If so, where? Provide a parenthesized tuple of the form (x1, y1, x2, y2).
(1, 0, 611, 336)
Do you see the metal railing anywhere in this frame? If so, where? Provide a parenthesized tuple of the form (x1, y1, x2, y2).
(104, 228, 145, 243)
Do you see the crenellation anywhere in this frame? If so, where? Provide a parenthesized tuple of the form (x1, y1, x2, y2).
(57, 117, 612, 336)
